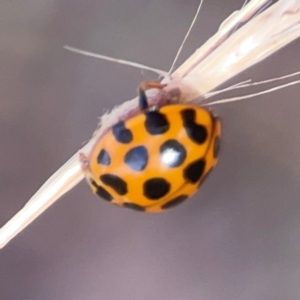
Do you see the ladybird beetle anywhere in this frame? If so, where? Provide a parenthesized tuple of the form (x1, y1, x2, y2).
(80, 81, 221, 212)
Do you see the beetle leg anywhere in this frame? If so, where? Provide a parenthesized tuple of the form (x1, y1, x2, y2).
(138, 81, 166, 110)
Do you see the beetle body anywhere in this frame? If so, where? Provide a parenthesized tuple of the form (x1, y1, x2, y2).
(82, 86, 221, 212)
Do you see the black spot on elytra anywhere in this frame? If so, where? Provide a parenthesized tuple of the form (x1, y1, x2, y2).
(184, 159, 206, 183)
(160, 139, 187, 168)
(144, 111, 169, 135)
(124, 146, 148, 171)
(97, 149, 111, 166)
(181, 109, 208, 144)
(143, 178, 170, 200)
(213, 136, 220, 158)
(100, 174, 128, 195)
(112, 121, 133, 143)
(91, 180, 113, 201)
(123, 202, 145, 212)
(162, 195, 189, 209)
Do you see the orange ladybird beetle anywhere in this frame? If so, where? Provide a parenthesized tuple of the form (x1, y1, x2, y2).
(80, 81, 221, 213)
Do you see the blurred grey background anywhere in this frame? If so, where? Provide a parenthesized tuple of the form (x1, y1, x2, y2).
(1, 0, 300, 299)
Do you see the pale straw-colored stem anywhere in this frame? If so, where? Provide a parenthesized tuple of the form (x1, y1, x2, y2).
(165, 0, 300, 101)
(0, 153, 83, 248)
(1, 0, 300, 248)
